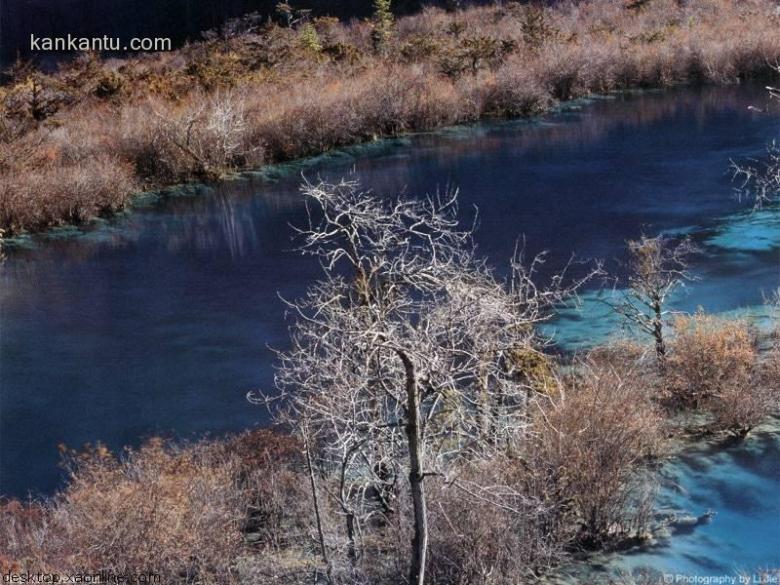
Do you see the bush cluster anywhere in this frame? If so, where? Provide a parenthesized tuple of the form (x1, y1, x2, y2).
(665, 313, 779, 435)
(7, 317, 776, 584)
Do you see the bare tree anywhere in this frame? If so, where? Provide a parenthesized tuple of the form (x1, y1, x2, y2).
(731, 79, 780, 208)
(154, 90, 257, 179)
(615, 234, 697, 366)
(258, 179, 594, 584)
(732, 141, 780, 209)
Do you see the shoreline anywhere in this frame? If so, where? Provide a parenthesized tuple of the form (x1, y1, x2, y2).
(3, 0, 780, 237)
(2, 80, 775, 249)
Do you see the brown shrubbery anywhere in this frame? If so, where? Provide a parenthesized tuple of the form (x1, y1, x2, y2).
(0, 155, 137, 233)
(425, 457, 569, 584)
(664, 314, 778, 435)
(531, 361, 663, 549)
(664, 314, 757, 409)
(1, 318, 776, 583)
(0, 431, 313, 584)
(2, 0, 780, 234)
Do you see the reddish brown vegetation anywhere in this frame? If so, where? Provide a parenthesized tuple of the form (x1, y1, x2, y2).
(1, 317, 777, 583)
(531, 361, 664, 549)
(665, 314, 779, 435)
(2, 0, 780, 234)
(0, 431, 311, 584)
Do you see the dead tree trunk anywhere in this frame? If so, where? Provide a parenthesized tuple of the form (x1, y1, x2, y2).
(477, 367, 494, 444)
(338, 448, 360, 566)
(345, 511, 358, 565)
(304, 433, 333, 583)
(398, 350, 428, 585)
(651, 296, 666, 367)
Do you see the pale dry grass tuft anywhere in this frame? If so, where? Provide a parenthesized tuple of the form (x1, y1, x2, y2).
(665, 313, 778, 435)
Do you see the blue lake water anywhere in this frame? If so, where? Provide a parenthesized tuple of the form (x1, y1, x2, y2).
(1, 83, 778, 575)
(605, 423, 780, 579)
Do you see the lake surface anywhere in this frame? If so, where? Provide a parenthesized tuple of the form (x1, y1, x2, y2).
(1, 83, 778, 575)
(547, 420, 780, 583)
(600, 422, 780, 581)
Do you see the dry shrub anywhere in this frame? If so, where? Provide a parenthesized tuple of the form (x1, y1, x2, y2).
(54, 440, 244, 582)
(0, 500, 50, 573)
(245, 81, 365, 161)
(586, 339, 653, 372)
(0, 155, 137, 232)
(531, 361, 663, 549)
(665, 313, 755, 408)
(482, 58, 552, 117)
(759, 344, 780, 391)
(0, 431, 313, 585)
(665, 313, 777, 435)
(707, 372, 777, 436)
(426, 458, 568, 585)
(710, 342, 780, 435)
(535, 44, 596, 101)
(246, 65, 465, 162)
(156, 91, 263, 179)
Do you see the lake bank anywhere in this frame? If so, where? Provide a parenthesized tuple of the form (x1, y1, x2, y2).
(2, 0, 780, 235)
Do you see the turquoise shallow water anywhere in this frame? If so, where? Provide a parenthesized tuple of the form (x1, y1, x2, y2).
(580, 422, 780, 581)
(1, 83, 778, 574)
(545, 203, 780, 349)
(707, 209, 780, 253)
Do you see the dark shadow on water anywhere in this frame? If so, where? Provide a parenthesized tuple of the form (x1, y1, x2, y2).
(681, 552, 727, 573)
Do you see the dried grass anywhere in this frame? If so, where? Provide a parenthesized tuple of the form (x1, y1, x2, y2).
(665, 313, 778, 435)
(1, 0, 779, 233)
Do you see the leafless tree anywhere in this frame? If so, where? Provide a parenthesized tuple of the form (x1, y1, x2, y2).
(615, 235, 697, 366)
(256, 179, 595, 584)
(731, 79, 780, 208)
(732, 141, 780, 209)
(154, 90, 256, 179)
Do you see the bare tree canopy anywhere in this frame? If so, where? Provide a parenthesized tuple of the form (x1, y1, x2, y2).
(732, 141, 780, 209)
(256, 179, 596, 583)
(615, 234, 697, 364)
(732, 79, 780, 208)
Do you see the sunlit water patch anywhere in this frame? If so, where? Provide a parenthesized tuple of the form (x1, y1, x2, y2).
(707, 208, 780, 253)
(577, 422, 780, 581)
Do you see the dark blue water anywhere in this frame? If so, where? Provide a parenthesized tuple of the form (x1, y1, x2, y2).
(1, 84, 779, 572)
